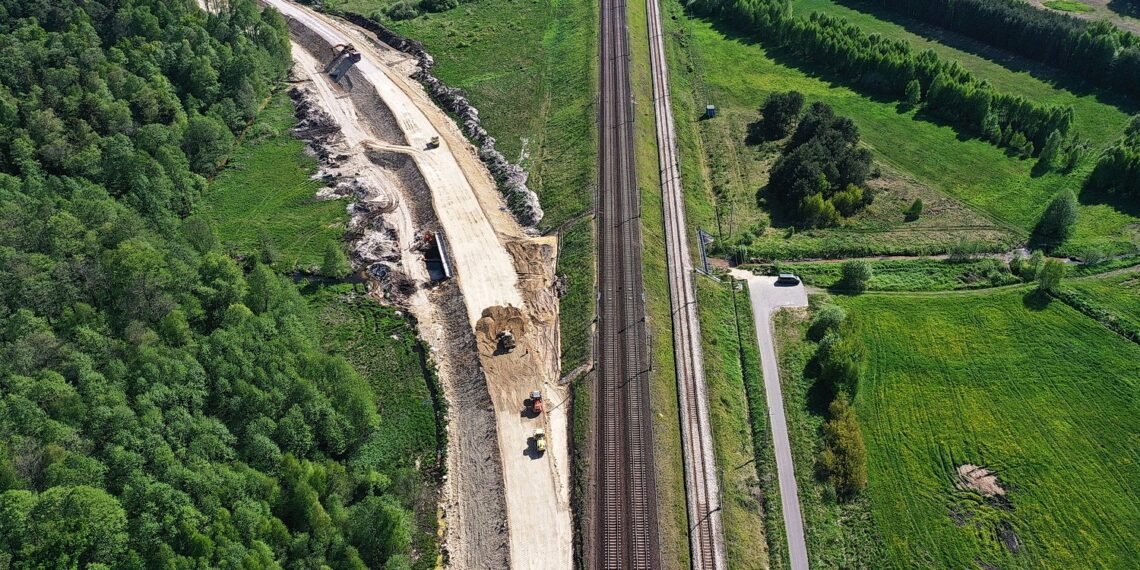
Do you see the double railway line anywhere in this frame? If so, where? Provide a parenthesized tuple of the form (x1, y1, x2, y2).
(593, 0, 661, 566)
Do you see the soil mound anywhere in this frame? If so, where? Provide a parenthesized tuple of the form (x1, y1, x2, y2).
(957, 464, 1005, 497)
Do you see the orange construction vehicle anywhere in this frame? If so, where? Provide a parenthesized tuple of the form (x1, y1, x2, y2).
(530, 390, 544, 415)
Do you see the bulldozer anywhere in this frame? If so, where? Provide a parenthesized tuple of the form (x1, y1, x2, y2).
(426, 135, 440, 149)
(533, 429, 546, 454)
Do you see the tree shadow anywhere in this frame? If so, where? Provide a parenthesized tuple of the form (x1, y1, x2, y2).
(1022, 289, 1051, 311)
(803, 355, 835, 417)
(1107, 0, 1140, 19)
(1078, 177, 1140, 219)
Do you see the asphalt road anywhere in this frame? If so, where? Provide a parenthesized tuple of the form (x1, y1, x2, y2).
(730, 270, 811, 570)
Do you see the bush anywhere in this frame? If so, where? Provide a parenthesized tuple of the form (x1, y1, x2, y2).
(1037, 258, 1065, 293)
(419, 0, 458, 12)
(904, 198, 923, 221)
(841, 260, 872, 292)
(820, 396, 868, 499)
(810, 304, 847, 340)
(385, 3, 420, 20)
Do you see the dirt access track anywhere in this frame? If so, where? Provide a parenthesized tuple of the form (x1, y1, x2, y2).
(261, 1, 573, 568)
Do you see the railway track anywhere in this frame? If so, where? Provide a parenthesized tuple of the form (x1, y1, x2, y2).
(594, 0, 661, 566)
(644, 0, 727, 565)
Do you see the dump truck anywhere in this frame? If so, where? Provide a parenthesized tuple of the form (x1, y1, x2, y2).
(533, 429, 546, 454)
(530, 390, 543, 415)
(427, 136, 440, 149)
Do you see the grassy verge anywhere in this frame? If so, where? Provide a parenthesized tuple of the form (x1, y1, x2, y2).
(1065, 267, 1140, 328)
(834, 289, 1140, 567)
(200, 92, 346, 271)
(661, 0, 1140, 257)
(698, 277, 787, 568)
(764, 258, 1022, 292)
(559, 217, 596, 371)
(773, 304, 884, 568)
(1043, 0, 1094, 13)
(305, 283, 444, 569)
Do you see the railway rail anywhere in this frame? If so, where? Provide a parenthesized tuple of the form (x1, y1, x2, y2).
(593, 0, 661, 566)
(644, 0, 727, 566)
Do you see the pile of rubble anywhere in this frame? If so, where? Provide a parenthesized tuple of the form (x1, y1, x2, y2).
(343, 12, 545, 228)
(288, 82, 409, 297)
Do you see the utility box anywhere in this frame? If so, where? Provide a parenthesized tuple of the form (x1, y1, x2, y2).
(705, 104, 717, 118)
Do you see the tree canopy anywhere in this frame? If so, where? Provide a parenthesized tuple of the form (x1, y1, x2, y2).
(0, 1, 423, 567)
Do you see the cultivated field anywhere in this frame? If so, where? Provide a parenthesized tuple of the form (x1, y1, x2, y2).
(837, 290, 1140, 568)
(201, 93, 346, 270)
(662, 0, 1140, 256)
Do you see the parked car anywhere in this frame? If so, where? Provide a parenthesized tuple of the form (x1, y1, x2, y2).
(775, 273, 800, 285)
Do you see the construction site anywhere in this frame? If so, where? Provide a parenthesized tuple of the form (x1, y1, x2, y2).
(260, 1, 574, 567)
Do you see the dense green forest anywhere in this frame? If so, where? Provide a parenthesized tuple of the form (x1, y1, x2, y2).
(862, 0, 1140, 99)
(0, 1, 421, 568)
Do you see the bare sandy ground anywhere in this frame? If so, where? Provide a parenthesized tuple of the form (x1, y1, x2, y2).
(263, 2, 574, 568)
(268, 0, 523, 328)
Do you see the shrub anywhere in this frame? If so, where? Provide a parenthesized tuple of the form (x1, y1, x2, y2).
(385, 2, 419, 20)
(419, 0, 458, 12)
(810, 304, 847, 340)
(1037, 258, 1065, 293)
(820, 396, 868, 499)
(841, 260, 872, 292)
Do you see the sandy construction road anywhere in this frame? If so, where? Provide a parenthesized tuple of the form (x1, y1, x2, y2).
(267, 0, 523, 327)
(263, 2, 573, 568)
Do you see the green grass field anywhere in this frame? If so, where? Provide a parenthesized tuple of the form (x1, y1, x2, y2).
(662, 0, 1140, 257)
(1043, 0, 1095, 13)
(834, 290, 1140, 568)
(200, 92, 346, 271)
